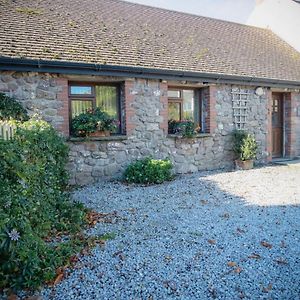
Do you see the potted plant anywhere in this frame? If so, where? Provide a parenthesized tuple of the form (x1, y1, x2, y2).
(232, 130, 258, 170)
(168, 119, 200, 138)
(71, 107, 119, 137)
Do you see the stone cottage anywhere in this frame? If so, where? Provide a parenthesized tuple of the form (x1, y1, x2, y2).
(0, 0, 300, 185)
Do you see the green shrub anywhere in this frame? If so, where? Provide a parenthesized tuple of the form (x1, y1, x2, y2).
(232, 130, 258, 161)
(0, 93, 29, 121)
(0, 119, 88, 291)
(123, 157, 173, 184)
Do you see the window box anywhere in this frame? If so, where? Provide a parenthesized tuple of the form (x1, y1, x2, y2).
(70, 107, 119, 137)
(88, 130, 111, 137)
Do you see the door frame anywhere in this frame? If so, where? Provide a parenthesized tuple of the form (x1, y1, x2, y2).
(268, 91, 295, 161)
(271, 92, 284, 158)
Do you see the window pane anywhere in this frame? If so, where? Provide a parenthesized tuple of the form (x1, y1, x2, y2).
(168, 102, 181, 121)
(168, 90, 181, 98)
(71, 100, 92, 117)
(70, 86, 92, 95)
(182, 90, 194, 120)
(95, 86, 118, 118)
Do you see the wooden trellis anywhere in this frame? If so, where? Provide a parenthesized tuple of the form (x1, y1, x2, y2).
(231, 87, 252, 130)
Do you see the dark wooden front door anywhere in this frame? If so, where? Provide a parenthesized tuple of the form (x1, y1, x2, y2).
(272, 93, 283, 158)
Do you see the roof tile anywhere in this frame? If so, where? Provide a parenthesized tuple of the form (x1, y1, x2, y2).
(0, 0, 300, 82)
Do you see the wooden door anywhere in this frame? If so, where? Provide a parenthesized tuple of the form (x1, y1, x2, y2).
(272, 93, 283, 158)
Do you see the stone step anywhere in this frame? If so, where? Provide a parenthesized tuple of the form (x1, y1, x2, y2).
(273, 158, 300, 168)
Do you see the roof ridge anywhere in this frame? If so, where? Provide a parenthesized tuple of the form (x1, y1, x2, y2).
(116, 0, 269, 31)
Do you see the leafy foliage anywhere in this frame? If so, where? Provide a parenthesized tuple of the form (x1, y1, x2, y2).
(168, 119, 199, 138)
(123, 157, 173, 184)
(71, 107, 119, 137)
(232, 130, 258, 161)
(0, 93, 29, 121)
(0, 119, 88, 291)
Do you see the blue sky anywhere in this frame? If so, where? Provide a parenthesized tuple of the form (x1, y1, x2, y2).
(127, 0, 255, 24)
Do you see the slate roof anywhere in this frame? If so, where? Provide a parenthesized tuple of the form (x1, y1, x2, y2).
(0, 0, 300, 82)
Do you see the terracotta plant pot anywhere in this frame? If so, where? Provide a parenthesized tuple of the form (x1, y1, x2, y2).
(89, 130, 110, 137)
(235, 159, 254, 170)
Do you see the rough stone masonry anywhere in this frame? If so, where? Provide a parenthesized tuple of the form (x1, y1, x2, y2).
(0, 71, 276, 185)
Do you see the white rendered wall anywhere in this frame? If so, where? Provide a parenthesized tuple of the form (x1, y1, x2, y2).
(247, 0, 300, 52)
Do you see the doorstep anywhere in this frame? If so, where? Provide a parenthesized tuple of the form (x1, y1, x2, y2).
(272, 157, 300, 168)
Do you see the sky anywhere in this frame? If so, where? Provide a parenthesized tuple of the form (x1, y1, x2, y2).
(126, 0, 255, 24)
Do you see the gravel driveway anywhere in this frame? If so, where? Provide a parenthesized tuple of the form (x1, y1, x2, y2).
(43, 165, 300, 300)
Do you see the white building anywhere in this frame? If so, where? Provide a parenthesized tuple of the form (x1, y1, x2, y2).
(247, 0, 300, 52)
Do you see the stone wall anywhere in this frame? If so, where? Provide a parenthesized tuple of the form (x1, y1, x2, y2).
(67, 82, 270, 185)
(0, 71, 67, 133)
(1, 71, 297, 185)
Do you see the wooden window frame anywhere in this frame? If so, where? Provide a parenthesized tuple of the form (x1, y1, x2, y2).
(168, 87, 202, 132)
(69, 82, 122, 135)
(167, 89, 182, 99)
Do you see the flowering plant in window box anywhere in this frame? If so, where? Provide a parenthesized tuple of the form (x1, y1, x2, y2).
(168, 119, 200, 138)
(71, 107, 119, 137)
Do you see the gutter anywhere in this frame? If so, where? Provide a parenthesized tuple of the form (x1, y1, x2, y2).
(0, 57, 300, 89)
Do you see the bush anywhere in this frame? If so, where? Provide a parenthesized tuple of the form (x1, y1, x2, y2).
(0, 119, 87, 291)
(0, 93, 29, 121)
(123, 157, 173, 184)
(232, 130, 258, 161)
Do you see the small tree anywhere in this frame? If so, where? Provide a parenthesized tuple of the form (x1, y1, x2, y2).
(232, 130, 258, 161)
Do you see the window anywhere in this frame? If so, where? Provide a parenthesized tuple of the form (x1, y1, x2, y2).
(69, 83, 121, 134)
(168, 88, 202, 133)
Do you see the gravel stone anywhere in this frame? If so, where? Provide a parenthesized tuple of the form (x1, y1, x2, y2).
(6, 165, 300, 300)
